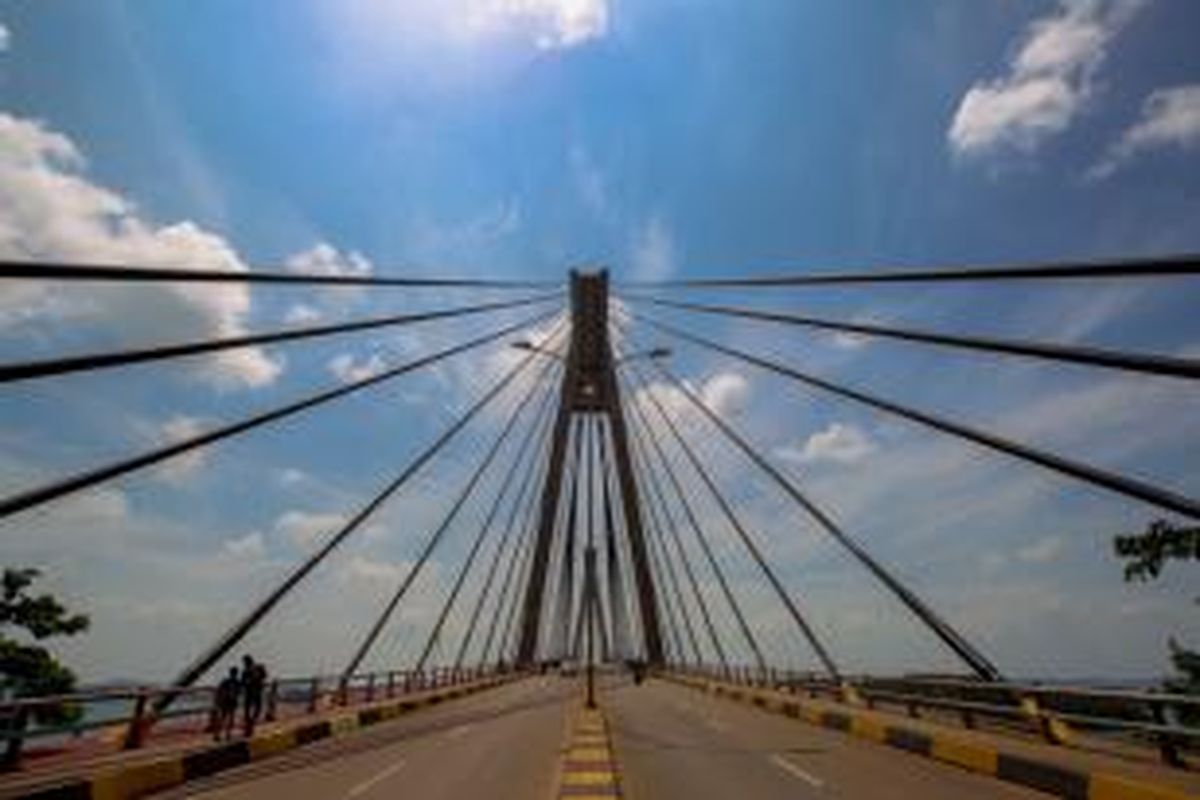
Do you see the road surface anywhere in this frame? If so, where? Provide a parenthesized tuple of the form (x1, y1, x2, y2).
(150, 674, 1048, 799)
(152, 676, 572, 800)
(606, 678, 1043, 799)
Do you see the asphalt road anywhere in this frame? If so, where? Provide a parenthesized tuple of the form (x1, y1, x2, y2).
(151, 676, 573, 800)
(606, 678, 1044, 799)
(150, 673, 1050, 799)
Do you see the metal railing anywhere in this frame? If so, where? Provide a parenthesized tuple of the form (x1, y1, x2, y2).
(0, 664, 516, 770)
(669, 664, 1200, 767)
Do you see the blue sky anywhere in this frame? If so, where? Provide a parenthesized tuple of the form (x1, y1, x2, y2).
(1, 0, 1199, 683)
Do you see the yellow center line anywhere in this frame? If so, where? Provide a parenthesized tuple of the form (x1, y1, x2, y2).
(562, 771, 617, 786)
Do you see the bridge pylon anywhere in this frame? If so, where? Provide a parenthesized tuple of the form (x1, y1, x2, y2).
(515, 270, 665, 666)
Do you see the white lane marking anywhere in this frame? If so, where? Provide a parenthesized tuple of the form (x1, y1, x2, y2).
(446, 723, 475, 739)
(346, 759, 407, 798)
(770, 754, 824, 789)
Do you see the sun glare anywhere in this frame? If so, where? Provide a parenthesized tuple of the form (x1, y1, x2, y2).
(328, 0, 607, 57)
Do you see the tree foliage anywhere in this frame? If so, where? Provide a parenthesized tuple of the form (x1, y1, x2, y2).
(0, 568, 89, 725)
(1113, 520, 1199, 709)
(1113, 519, 1200, 582)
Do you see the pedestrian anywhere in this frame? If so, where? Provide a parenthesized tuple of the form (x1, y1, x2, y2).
(212, 666, 240, 742)
(241, 654, 268, 738)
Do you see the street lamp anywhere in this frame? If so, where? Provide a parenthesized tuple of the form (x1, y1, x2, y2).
(511, 341, 565, 360)
(613, 347, 672, 366)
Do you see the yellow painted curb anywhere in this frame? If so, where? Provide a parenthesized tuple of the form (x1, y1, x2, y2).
(672, 676, 1200, 800)
(930, 735, 998, 775)
(330, 714, 359, 735)
(91, 756, 184, 800)
(850, 713, 888, 743)
(30, 676, 523, 800)
(249, 728, 296, 760)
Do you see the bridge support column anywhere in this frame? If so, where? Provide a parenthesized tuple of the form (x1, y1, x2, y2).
(516, 270, 664, 667)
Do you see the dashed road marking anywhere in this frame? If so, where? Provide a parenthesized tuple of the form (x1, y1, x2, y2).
(346, 758, 407, 797)
(445, 723, 475, 739)
(770, 754, 824, 789)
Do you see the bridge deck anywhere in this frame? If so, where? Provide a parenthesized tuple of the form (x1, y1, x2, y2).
(654, 675, 1200, 798)
(4, 675, 1195, 798)
(152, 677, 1052, 799)
(609, 679, 1043, 799)
(141, 677, 569, 799)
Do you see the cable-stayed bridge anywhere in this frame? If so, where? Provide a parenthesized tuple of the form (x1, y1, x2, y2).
(0, 258, 1198, 799)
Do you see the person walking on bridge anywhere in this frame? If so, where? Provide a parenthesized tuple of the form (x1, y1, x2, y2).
(241, 654, 267, 738)
(212, 666, 240, 742)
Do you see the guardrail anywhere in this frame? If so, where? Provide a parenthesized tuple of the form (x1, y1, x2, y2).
(669, 664, 1200, 767)
(0, 664, 513, 771)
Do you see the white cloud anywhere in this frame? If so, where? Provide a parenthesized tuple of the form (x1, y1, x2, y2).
(286, 242, 373, 279)
(56, 487, 130, 524)
(0, 113, 281, 388)
(827, 312, 884, 351)
(283, 303, 323, 325)
(286, 241, 375, 312)
(570, 143, 607, 217)
(469, 0, 609, 50)
(948, 0, 1143, 158)
(777, 422, 876, 467)
(979, 551, 1009, 576)
(1017, 534, 1066, 564)
(1041, 284, 1144, 343)
(1090, 85, 1200, 178)
(278, 468, 308, 488)
(153, 416, 210, 482)
(341, 555, 410, 585)
(223, 532, 267, 560)
(0, 22, 10, 53)
(328, 352, 387, 384)
(274, 509, 346, 552)
(632, 371, 730, 423)
(322, 0, 608, 100)
(405, 198, 522, 265)
(700, 371, 749, 417)
(630, 216, 677, 282)
(831, 331, 869, 350)
(470, 311, 568, 401)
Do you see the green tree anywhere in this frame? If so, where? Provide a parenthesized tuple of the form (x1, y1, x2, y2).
(1113, 520, 1199, 710)
(0, 568, 89, 725)
(1113, 519, 1200, 582)
(1165, 638, 1200, 726)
